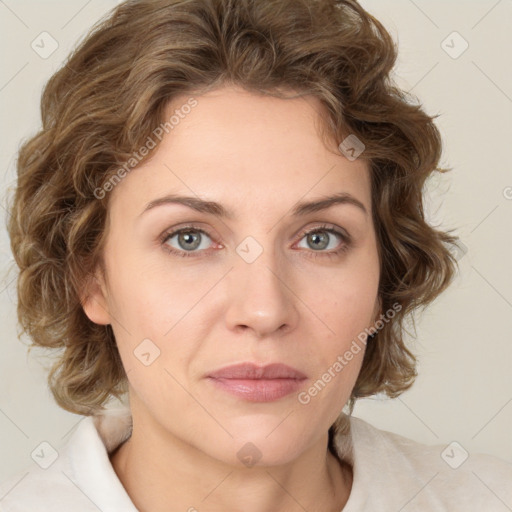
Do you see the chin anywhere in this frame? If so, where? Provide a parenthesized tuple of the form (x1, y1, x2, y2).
(208, 423, 316, 468)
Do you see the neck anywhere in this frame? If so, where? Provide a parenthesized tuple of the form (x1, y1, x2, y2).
(110, 419, 352, 512)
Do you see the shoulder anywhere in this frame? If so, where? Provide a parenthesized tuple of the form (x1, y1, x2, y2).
(0, 451, 99, 512)
(0, 411, 134, 512)
(338, 415, 512, 511)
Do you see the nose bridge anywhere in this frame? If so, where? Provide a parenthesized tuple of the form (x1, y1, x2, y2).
(223, 235, 299, 336)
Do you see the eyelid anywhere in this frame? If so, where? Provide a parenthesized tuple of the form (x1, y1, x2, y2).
(295, 223, 350, 243)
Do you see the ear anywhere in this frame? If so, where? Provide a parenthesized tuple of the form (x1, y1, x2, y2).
(80, 266, 111, 326)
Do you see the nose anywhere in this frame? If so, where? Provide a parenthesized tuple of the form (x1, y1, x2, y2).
(223, 246, 300, 339)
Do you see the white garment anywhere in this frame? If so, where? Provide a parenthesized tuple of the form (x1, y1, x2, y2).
(0, 406, 511, 511)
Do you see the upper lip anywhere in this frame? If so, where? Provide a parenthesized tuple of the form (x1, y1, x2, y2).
(207, 362, 307, 380)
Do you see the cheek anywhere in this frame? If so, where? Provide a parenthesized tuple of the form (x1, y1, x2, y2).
(103, 259, 207, 380)
(306, 265, 378, 338)
(297, 255, 378, 396)
(103, 243, 176, 327)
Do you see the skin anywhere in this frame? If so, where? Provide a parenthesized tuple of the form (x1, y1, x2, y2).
(82, 85, 381, 512)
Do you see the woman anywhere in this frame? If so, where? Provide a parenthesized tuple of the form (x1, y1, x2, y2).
(1, 0, 510, 510)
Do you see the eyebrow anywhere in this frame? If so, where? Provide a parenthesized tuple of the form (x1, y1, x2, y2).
(139, 192, 368, 219)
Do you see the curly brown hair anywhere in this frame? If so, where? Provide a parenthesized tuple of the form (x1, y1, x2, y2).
(6, 0, 459, 422)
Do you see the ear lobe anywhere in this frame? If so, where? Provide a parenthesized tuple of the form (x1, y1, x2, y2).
(80, 268, 111, 326)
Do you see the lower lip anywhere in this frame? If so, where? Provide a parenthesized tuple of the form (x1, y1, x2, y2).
(207, 377, 306, 402)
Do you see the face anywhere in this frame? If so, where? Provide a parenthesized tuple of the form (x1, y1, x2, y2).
(83, 85, 381, 467)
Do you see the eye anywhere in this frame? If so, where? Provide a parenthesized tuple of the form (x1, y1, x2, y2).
(161, 227, 215, 258)
(160, 223, 352, 259)
(295, 224, 351, 259)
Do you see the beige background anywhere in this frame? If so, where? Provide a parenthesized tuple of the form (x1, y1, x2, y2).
(0, 0, 511, 484)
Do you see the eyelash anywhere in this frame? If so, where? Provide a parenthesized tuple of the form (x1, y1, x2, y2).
(159, 223, 352, 260)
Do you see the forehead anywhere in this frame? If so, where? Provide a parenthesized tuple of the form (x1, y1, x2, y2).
(109, 85, 372, 220)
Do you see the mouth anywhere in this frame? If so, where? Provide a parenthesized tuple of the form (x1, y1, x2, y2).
(206, 362, 307, 402)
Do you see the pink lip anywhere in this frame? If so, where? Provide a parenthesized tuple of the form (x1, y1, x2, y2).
(207, 363, 307, 402)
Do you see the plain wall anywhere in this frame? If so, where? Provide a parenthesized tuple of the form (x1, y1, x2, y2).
(0, 0, 511, 483)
